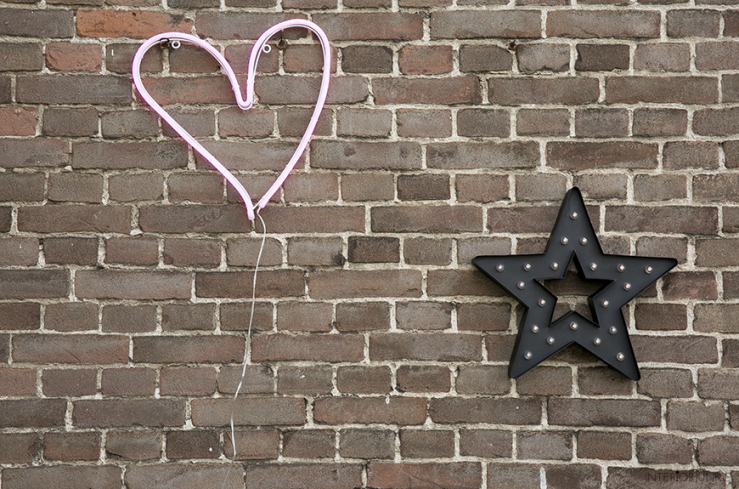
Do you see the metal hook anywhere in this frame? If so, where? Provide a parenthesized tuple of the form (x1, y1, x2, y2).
(277, 31, 288, 51)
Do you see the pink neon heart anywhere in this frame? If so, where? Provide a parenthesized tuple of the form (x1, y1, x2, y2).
(132, 20, 331, 222)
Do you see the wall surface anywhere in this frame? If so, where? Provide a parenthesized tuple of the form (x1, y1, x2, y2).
(1, 0, 739, 487)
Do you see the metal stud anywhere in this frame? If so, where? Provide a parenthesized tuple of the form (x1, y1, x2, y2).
(551, 262, 559, 270)
(496, 264, 504, 272)
(531, 325, 540, 333)
(561, 237, 569, 245)
(616, 352, 625, 361)
(594, 337, 602, 345)
(624, 283, 632, 290)
(570, 321, 578, 330)
(590, 263, 598, 270)
(580, 237, 588, 245)
(524, 263, 531, 271)
(524, 351, 533, 360)
(602, 300, 610, 307)
(617, 264, 625, 272)
(609, 326, 617, 335)
(518, 282, 525, 289)
(645, 266, 653, 274)
(547, 337, 555, 345)
(538, 299, 546, 307)
(570, 212, 578, 219)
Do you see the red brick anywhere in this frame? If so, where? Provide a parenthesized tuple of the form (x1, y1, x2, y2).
(167, 431, 219, 459)
(338, 366, 392, 394)
(252, 334, 364, 362)
(77, 9, 191, 38)
(431, 10, 540, 39)
(694, 174, 739, 202)
(399, 45, 453, 75)
(41, 107, 97, 137)
(282, 430, 335, 458)
(139, 205, 250, 234)
(287, 237, 343, 266)
(44, 432, 99, 461)
(0, 399, 66, 428)
(0, 433, 39, 464)
(490, 77, 598, 105)
(246, 465, 360, 489)
(314, 13, 422, 40)
(0, 367, 36, 396)
(636, 433, 693, 464)
(4, 466, 120, 489)
(0, 237, 37, 266)
(375, 77, 481, 105)
(336, 302, 391, 331)
(223, 43, 278, 75)
(126, 464, 242, 489)
(20, 205, 130, 234)
(661, 271, 718, 300)
(106, 43, 162, 74)
(340, 429, 394, 459)
(314, 397, 426, 425)
(576, 44, 630, 71)
(548, 399, 661, 427)
(284, 44, 337, 74)
(311, 141, 421, 170)
(0, 107, 36, 136)
(42, 369, 96, 397)
(109, 174, 164, 202)
(0, 302, 39, 331)
(547, 10, 660, 38)
(73, 399, 185, 428)
(133, 336, 243, 364)
(277, 366, 332, 395)
(223, 429, 279, 460)
(342, 45, 393, 73)
(459, 45, 512, 72)
(191, 397, 305, 426)
(605, 76, 718, 104)
(0, 139, 68, 168)
(46, 43, 101, 72)
(634, 43, 690, 72)
(309, 270, 421, 299)
(0, 270, 68, 299)
(633, 108, 687, 136)
(196, 270, 303, 298)
(277, 302, 332, 333)
(430, 398, 540, 425)
(664, 141, 719, 169)
(48, 173, 102, 203)
(104, 237, 157, 266)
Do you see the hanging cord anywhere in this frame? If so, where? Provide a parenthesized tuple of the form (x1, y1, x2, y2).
(221, 211, 267, 489)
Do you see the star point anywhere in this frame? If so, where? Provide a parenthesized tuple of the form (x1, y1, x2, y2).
(473, 188, 677, 380)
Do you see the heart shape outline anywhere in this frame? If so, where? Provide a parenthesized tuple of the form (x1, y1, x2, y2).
(132, 20, 331, 221)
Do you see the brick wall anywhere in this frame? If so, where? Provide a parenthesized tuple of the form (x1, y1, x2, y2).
(1, 0, 739, 487)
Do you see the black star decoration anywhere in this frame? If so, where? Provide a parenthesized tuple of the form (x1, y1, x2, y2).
(473, 188, 677, 380)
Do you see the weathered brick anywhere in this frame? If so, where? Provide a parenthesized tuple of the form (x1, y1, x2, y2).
(578, 367, 633, 396)
(164, 238, 221, 267)
(277, 366, 332, 395)
(0, 237, 38, 266)
(577, 431, 631, 460)
(106, 43, 162, 74)
(0, 270, 69, 299)
(430, 11, 540, 39)
(547, 465, 601, 489)
(0, 139, 68, 168)
(0, 173, 44, 202)
(287, 237, 343, 266)
(397, 366, 451, 393)
(399, 430, 454, 459)
(45, 302, 97, 332)
(314, 397, 426, 425)
(605, 205, 717, 234)
(277, 302, 332, 332)
(342, 45, 392, 73)
(634, 174, 687, 202)
(459, 45, 512, 72)
(430, 398, 541, 425)
(548, 399, 661, 427)
(4, 466, 121, 489)
(314, 13, 422, 40)
(44, 432, 100, 461)
(517, 109, 570, 136)
(139, 205, 251, 234)
(283, 430, 335, 459)
(196, 270, 303, 298)
(220, 365, 273, 394)
(133, 336, 243, 364)
(0, 42, 43, 71)
(253, 334, 363, 362)
(102, 304, 156, 333)
(0, 303, 39, 331)
(694, 107, 739, 136)
(0, 367, 36, 396)
(370, 333, 480, 362)
(17, 75, 131, 105)
(397, 109, 453, 138)
(192, 397, 305, 426)
(635, 43, 690, 72)
(0, 107, 36, 136)
(48, 173, 103, 203)
(548, 142, 658, 170)
(167, 431, 219, 459)
(429, 142, 538, 170)
(246, 465, 360, 489)
(126, 464, 242, 489)
(406, 237, 453, 265)
(547, 10, 660, 38)
(312, 141, 421, 170)
(0, 399, 66, 428)
(76, 270, 189, 300)
(336, 302, 390, 331)
(77, 9, 191, 38)
(456, 302, 510, 332)
(575, 109, 629, 138)
(399, 45, 453, 75)
(456, 365, 509, 394)
(576, 44, 629, 71)
(606, 76, 718, 104)
(633, 108, 687, 136)
(73, 142, 187, 170)
(340, 429, 394, 459)
(518, 432, 572, 461)
(636, 433, 693, 464)
(223, 429, 279, 460)
(696, 41, 739, 71)
(698, 369, 739, 399)
(375, 77, 482, 105)
(283, 173, 339, 203)
(220, 302, 273, 332)
(0, 433, 39, 464)
(159, 367, 216, 396)
(0, 8, 74, 37)
(489, 77, 599, 105)
(457, 109, 509, 138)
(309, 270, 421, 299)
(348, 236, 400, 263)
(668, 401, 725, 432)
(518, 43, 570, 73)
(255, 76, 368, 105)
